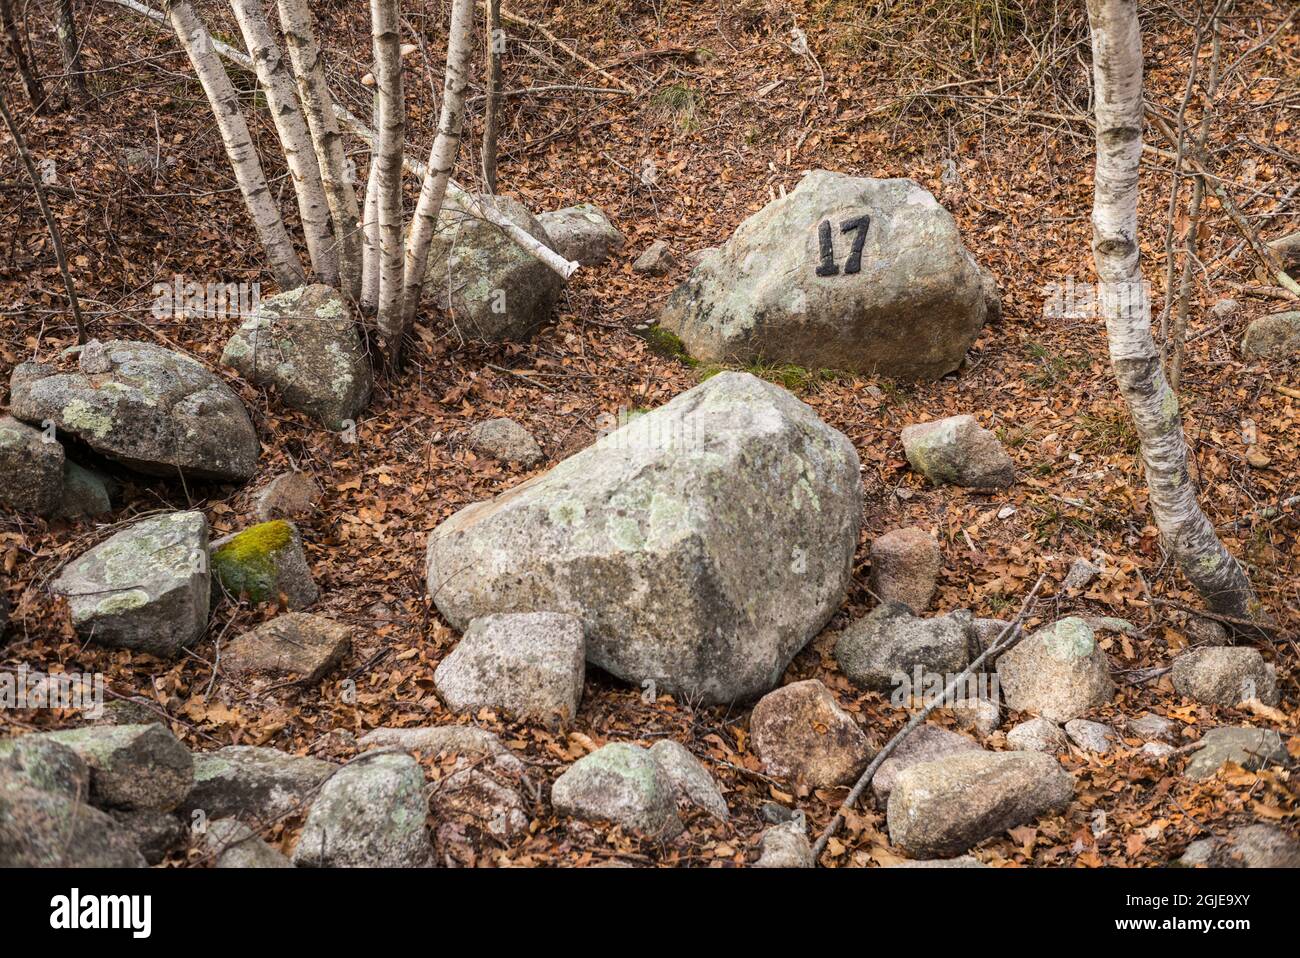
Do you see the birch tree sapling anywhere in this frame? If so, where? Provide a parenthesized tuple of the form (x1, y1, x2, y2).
(56, 0, 88, 100)
(482, 0, 502, 193)
(164, 0, 304, 290)
(360, 72, 382, 316)
(370, 0, 406, 352)
(230, 0, 338, 287)
(276, 0, 362, 301)
(1086, 0, 1256, 619)
(396, 0, 476, 365)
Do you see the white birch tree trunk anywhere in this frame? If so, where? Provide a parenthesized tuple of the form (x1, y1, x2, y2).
(1086, 0, 1255, 618)
(275, 0, 362, 301)
(165, 0, 304, 289)
(370, 0, 406, 361)
(360, 87, 382, 316)
(229, 0, 337, 287)
(397, 0, 476, 349)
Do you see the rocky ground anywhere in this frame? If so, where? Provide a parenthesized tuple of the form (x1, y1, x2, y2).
(0, 0, 1297, 867)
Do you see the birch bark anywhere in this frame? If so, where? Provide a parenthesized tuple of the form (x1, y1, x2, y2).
(165, 0, 304, 289)
(275, 0, 362, 300)
(230, 0, 337, 286)
(1086, 0, 1255, 618)
(370, 0, 406, 361)
(397, 0, 475, 345)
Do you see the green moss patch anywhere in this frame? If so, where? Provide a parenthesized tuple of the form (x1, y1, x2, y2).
(211, 520, 293, 603)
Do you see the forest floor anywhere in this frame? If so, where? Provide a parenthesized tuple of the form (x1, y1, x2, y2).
(0, 0, 1297, 867)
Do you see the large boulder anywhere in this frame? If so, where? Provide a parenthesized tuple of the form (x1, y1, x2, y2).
(293, 752, 431, 867)
(834, 603, 972, 694)
(549, 742, 683, 839)
(52, 511, 210, 656)
(221, 284, 372, 430)
(0, 779, 146, 867)
(537, 203, 625, 265)
(37, 724, 194, 811)
(901, 415, 1015, 490)
(426, 372, 861, 704)
(886, 751, 1073, 858)
(658, 170, 991, 378)
(1241, 311, 1300, 359)
(0, 415, 64, 515)
(9, 341, 259, 481)
(871, 725, 981, 804)
(210, 520, 318, 608)
(1183, 727, 1288, 781)
(996, 617, 1114, 723)
(1178, 824, 1300, 868)
(427, 195, 564, 342)
(220, 613, 350, 686)
(1171, 646, 1279, 707)
(750, 679, 872, 787)
(181, 745, 333, 822)
(434, 612, 585, 723)
(0, 736, 91, 799)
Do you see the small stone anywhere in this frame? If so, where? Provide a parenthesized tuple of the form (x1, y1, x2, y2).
(205, 818, 293, 868)
(1209, 298, 1239, 320)
(1182, 727, 1288, 781)
(221, 284, 372, 430)
(221, 613, 351, 686)
(52, 511, 210, 657)
(210, 520, 318, 609)
(754, 820, 814, 868)
(0, 416, 64, 516)
(648, 739, 729, 821)
(1139, 742, 1174, 760)
(967, 618, 1013, 658)
(56, 461, 112, 518)
(760, 802, 797, 825)
(465, 417, 544, 467)
(108, 808, 187, 865)
(1007, 717, 1069, 754)
(834, 603, 971, 694)
(294, 752, 432, 867)
(1246, 448, 1271, 469)
(1172, 646, 1279, 707)
(0, 736, 91, 799)
(1178, 824, 1300, 868)
(996, 617, 1114, 723)
(889, 855, 987, 868)
(750, 679, 873, 787)
(434, 612, 585, 723)
(1064, 719, 1117, 753)
(536, 204, 625, 265)
(1062, 557, 1101, 592)
(1127, 713, 1177, 742)
(946, 696, 1002, 737)
(901, 414, 1015, 490)
(253, 471, 322, 522)
(358, 725, 525, 774)
(872, 725, 981, 804)
(77, 339, 113, 374)
(869, 528, 942, 613)
(886, 751, 1074, 858)
(0, 780, 146, 867)
(632, 239, 675, 275)
(1185, 616, 1229, 645)
(181, 745, 333, 822)
(550, 742, 683, 838)
(37, 724, 193, 811)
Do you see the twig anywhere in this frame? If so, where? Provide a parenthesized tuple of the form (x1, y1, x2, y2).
(811, 573, 1047, 863)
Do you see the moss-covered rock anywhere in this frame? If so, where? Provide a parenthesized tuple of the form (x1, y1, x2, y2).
(210, 520, 318, 608)
(550, 742, 683, 838)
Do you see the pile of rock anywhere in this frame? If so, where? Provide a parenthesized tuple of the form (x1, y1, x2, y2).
(51, 511, 323, 661)
(2, 339, 265, 520)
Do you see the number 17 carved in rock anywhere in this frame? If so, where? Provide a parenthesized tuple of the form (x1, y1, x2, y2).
(815, 214, 871, 277)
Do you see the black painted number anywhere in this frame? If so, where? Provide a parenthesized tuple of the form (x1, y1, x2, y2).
(814, 214, 871, 277)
